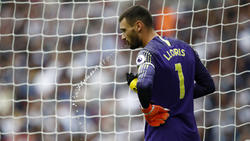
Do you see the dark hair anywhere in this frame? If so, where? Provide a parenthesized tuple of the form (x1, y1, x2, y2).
(119, 5, 153, 28)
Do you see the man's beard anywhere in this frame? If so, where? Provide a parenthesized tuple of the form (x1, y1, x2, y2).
(129, 33, 143, 49)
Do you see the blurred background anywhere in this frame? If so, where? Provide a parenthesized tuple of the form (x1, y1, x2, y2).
(0, 0, 249, 141)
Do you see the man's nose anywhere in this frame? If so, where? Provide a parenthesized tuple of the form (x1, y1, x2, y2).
(121, 33, 126, 40)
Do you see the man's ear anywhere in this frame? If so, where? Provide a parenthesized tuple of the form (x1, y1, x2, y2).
(135, 21, 143, 32)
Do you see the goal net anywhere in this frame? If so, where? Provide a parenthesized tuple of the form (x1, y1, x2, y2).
(0, 0, 249, 141)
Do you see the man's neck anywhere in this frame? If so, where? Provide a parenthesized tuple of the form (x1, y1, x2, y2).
(142, 29, 159, 47)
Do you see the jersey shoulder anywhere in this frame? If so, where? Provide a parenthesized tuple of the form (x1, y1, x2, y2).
(145, 36, 190, 51)
(166, 37, 191, 48)
(166, 37, 197, 56)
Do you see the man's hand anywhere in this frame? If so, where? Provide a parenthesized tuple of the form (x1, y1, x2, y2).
(126, 73, 138, 93)
(126, 73, 137, 85)
(142, 104, 170, 127)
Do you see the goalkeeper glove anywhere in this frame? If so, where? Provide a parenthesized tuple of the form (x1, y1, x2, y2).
(141, 104, 170, 127)
(126, 73, 138, 93)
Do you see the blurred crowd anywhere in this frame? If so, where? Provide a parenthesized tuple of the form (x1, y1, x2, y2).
(0, 0, 249, 141)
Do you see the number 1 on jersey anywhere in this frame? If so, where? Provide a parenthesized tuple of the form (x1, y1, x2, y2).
(175, 63, 185, 99)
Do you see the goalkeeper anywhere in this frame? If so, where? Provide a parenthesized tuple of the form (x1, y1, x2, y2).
(119, 5, 215, 141)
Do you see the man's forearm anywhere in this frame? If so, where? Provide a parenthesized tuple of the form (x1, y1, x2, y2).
(194, 79, 215, 99)
(137, 78, 152, 108)
(193, 50, 215, 99)
(136, 63, 155, 108)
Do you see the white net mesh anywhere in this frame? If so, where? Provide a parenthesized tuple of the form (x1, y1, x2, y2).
(0, 0, 249, 141)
